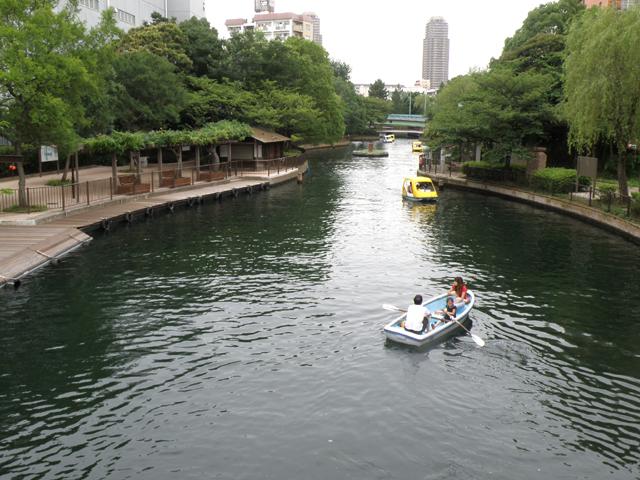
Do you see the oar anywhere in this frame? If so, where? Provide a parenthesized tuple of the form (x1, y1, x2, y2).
(382, 304, 485, 347)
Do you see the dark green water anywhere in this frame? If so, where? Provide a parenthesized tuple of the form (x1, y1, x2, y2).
(1, 140, 640, 479)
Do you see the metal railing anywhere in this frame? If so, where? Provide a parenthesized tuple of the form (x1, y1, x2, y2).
(0, 156, 305, 214)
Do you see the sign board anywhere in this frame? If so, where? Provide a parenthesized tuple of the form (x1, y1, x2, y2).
(577, 156, 598, 179)
(40, 145, 58, 163)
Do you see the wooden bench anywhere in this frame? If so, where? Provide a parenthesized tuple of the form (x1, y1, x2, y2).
(197, 171, 226, 182)
(159, 170, 191, 188)
(116, 175, 151, 195)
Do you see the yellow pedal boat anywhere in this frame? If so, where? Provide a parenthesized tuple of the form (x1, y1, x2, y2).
(402, 176, 438, 202)
(412, 141, 424, 153)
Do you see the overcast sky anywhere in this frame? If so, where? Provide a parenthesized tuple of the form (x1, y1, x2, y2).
(206, 0, 548, 85)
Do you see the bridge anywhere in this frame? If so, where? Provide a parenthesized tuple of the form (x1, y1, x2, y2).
(376, 114, 426, 138)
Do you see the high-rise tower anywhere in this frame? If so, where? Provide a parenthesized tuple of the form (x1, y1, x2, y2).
(422, 17, 449, 90)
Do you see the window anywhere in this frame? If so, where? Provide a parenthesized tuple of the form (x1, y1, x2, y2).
(115, 8, 135, 25)
(79, 0, 99, 9)
(275, 21, 289, 30)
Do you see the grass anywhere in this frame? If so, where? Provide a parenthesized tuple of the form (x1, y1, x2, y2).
(46, 179, 73, 187)
(597, 177, 640, 188)
(2, 204, 48, 213)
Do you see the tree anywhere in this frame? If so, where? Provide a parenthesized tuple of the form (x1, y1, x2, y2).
(368, 79, 388, 100)
(0, 1, 99, 206)
(564, 7, 640, 197)
(178, 17, 223, 78)
(118, 20, 193, 73)
(112, 51, 187, 131)
(426, 69, 553, 162)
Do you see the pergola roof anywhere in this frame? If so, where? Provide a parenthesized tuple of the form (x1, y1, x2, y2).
(250, 127, 290, 144)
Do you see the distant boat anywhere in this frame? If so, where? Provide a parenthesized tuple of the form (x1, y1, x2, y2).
(380, 134, 395, 143)
(412, 141, 424, 153)
(402, 176, 438, 202)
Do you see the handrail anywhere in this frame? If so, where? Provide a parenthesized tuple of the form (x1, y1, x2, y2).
(0, 156, 305, 213)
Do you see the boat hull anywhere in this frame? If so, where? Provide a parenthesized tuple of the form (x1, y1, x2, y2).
(384, 291, 475, 347)
(402, 195, 438, 203)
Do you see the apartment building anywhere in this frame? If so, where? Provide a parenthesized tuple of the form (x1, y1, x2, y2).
(582, 0, 640, 8)
(226, 12, 321, 44)
(61, 0, 205, 31)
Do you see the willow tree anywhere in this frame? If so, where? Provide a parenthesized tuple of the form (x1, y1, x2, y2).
(564, 7, 640, 197)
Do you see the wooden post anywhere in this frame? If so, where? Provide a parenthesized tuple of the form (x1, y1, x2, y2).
(74, 151, 80, 201)
(86, 181, 90, 206)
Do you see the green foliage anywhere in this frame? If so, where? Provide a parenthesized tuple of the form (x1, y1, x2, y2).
(112, 51, 187, 131)
(3, 204, 47, 213)
(46, 179, 72, 186)
(564, 7, 640, 196)
(118, 20, 193, 72)
(178, 17, 223, 77)
(462, 161, 518, 182)
(0, 1, 97, 155)
(84, 121, 251, 154)
(368, 79, 388, 100)
(530, 167, 578, 193)
(426, 69, 553, 157)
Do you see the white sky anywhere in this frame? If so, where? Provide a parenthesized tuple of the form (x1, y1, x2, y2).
(205, 0, 548, 85)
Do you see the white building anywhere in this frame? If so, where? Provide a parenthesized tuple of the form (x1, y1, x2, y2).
(225, 12, 321, 45)
(60, 0, 205, 31)
(354, 83, 434, 97)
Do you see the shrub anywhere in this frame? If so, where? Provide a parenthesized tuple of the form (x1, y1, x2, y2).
(530, 168, 578, 193)
(462, 161, 525, 183)
(631, 192, 640, 218)
(3, 204, 47, 213)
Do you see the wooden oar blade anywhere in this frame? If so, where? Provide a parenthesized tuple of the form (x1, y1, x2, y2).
(471, 334, 485, 347)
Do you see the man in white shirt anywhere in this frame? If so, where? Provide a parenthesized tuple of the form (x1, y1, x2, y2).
(403, 294, 431, 334)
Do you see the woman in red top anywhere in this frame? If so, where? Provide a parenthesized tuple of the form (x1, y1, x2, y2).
(448, 276, 469, 304)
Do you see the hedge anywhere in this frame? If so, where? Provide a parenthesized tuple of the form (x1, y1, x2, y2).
(462, 161, 526, 183)
(530, 168, 590, 193)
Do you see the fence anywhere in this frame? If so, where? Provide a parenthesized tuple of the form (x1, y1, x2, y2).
(0, 156, 304, 214)
(568, 187, 640, 219)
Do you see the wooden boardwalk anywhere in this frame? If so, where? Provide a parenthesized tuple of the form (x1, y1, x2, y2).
(0, 167, 303, 286)
(0, 225, 91, 286)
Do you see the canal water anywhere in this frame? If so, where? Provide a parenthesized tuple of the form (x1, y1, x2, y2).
(1, 140, 640, 479)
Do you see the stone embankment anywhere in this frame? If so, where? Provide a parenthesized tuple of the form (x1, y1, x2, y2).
(429, 172, 640, 244)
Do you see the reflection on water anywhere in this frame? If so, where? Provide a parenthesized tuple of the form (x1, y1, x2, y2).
(1, 140, 639, 479)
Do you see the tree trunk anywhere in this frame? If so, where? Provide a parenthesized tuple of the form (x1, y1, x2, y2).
(16, 144, 27, 207)
(158, 147, 163, 172)
(195, 146, 200, 171)
(618, 145, 629, 198)
(61, 153, 71, 181)
(111, 153, 120, 187)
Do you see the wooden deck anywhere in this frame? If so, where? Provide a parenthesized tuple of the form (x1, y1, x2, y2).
(0, 225, 91, 286)
(0, 165, 305, 286)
